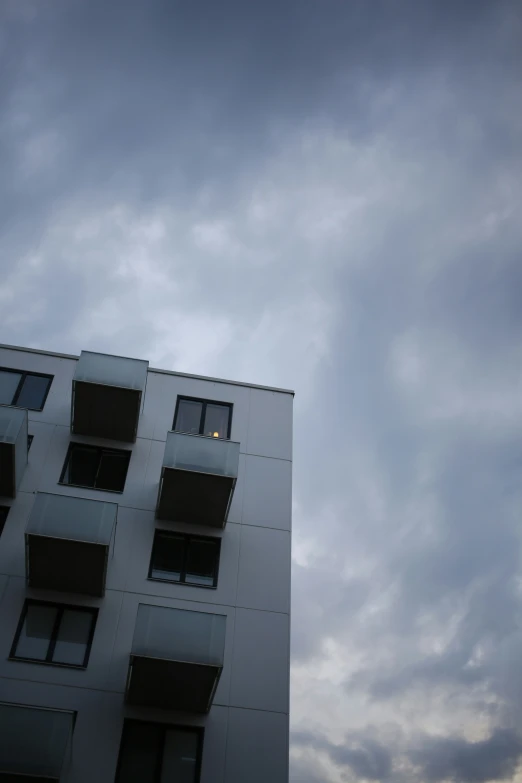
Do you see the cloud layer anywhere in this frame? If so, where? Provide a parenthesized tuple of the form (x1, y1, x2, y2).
(2, 0, 522, 780)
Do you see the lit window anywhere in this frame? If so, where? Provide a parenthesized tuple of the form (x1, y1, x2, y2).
(173, 397, 232, 439)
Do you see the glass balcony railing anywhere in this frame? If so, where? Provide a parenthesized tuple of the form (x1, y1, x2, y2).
(74, 351, 149, 391)
(157, 432, 239, 527)
(127, 605, 226, 712)
(0, 405, 28, 498)
(26, 492, 117, 596)
(0, 702, 75, 781)
(133, 604, 226, 665)
(71, 350, 148, 442)
(163, 431, 240, 478)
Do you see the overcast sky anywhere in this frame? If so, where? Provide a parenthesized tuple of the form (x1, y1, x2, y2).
(2, 0, 522, 780)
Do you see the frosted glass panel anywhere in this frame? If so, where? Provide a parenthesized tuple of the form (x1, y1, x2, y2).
(132, 604, 226, 666)
(163, 431, 239, 478)
(0, 703, 74, 779)
(74, 351, 148, 391)
(27, 492, 117, 546)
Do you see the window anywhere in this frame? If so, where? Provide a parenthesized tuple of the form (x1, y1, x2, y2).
(60, 443, 131, 492)
(27, 434, 33, 450)
(0, 368, 52, 411)
(0, 506, 9, 536)
(149, 531, 220, 587)
(10, 600, 97, 668)
(173, 397, 232, 439)
(116, 721, 203, 783)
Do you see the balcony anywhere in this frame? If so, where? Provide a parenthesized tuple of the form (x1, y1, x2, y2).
(25, 492, 117, 597)
(126, 604, 226, 713)
(156, 432, 239, 528)
(0, 406, 28, 498)
(71, 351, 148, 442)
(0, 702, 75, 782)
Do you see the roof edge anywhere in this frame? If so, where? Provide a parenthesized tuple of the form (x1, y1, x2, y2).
(0, 343, 295, 396)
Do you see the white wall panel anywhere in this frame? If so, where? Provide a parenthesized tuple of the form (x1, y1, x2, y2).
(242, 454, 292, 530)
(19, 421, 56, 495)
(236, 526, 291, 613)
(141, 437, 165, 511)
(229, 609, 290, 714)
(226, 452, 245, 525)
(225, 708, 289, 783)
(104, 506, 135, 593)
(246, 388, 293, 460)
(199, 705, 229, 783)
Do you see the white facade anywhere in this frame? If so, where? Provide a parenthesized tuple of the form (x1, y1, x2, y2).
(0, 344, 293, 783)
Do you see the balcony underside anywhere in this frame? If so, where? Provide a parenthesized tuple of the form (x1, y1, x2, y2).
(26, 535, 108, 597)
(72, 381, 141, 442)
(0, 442, 15, 498)
(157, 468, 235, 528)
(127, 655, 222, 713)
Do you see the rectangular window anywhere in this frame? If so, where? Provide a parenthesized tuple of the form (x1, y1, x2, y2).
(0, 368, 52, 411)
(149, 531, 220, 588)
(10, 600, 97, 668)
(115, 720, 203, 783)
(60, 443, 131, 492)
(173, 397, 232, 439)
(0, 506, 9, 536)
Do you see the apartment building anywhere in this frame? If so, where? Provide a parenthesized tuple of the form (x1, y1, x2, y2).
(0, 344, 293, 782)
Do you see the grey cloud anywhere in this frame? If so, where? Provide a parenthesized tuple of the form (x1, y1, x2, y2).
(1, 0, 519, 249)
(289, 758, 328, 783)
(291, 562, 371, 662)
(410, 729, 522, 782)
(292, 730, 392, 780)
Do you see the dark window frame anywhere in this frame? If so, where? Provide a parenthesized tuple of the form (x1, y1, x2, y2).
(0, 506, 9, 536)
(10, 599, 98, 669)
(0, 367, 53, 411)
(173, 396, 233, 440)
(115, 719, 204, 783)
(148, 530, 221, 589)
(59, 442, 131, 494)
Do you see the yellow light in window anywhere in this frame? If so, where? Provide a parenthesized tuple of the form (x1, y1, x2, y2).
(213, 432, 219, 437)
